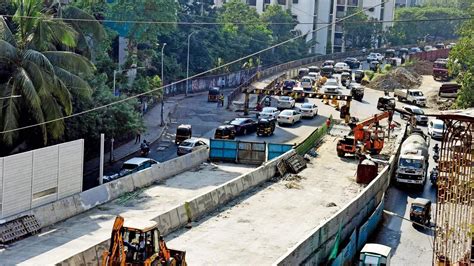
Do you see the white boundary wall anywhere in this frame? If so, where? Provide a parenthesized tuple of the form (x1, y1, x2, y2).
(0, 139, 84, 219)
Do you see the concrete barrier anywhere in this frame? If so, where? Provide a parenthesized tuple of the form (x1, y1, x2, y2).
(4, 147, 209, 230)
(274, 130, 405, 265)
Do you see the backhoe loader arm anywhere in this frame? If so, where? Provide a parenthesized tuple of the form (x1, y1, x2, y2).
(102, 216, 126, 266)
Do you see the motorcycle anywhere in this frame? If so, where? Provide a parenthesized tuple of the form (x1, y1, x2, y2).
(433, 151, 439, 162)
(430, 168, 438, 186)
(140, 142, 150, 157)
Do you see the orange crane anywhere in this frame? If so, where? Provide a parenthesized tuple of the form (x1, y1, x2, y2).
(102, 216, 187, 266)
(336, 111, 393, 157)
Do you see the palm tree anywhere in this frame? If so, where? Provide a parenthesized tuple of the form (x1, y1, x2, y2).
(0, 0, 97, 146)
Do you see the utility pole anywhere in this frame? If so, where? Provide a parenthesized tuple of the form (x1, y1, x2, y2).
(161, 43, 167, 127)
(186, 32, 197, 96)
(99, 133, 104, 185)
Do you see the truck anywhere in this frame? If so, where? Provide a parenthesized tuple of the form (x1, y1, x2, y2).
(394, 89, 426, 107)
(433, 59, 450, 81)
(396, 131, 429, 188)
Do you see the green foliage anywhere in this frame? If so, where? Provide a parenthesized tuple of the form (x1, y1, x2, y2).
(422, 0, 474, 9)
(382, 64, 393, 73)
(386, 7, 467, 46)
(343, 8, 383, 49)
(448, 6, 474, 108)
(364, 70, 375, 80)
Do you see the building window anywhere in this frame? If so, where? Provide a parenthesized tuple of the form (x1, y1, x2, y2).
(348, 0, 358, 6)
(293, 0, 298, 3)
(337, 0, 345, 5)
(247, 0, 256, 5)
(264, 0, 270, 3)
(277, 0, 286, 5)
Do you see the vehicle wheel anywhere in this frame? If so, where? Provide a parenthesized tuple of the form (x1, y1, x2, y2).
(337, 150, 345, 157)
(291, 120, 295, 126)
(398, 96, 403, 101)
(278, 123, 282, 126)
(243, 129, 247, 135)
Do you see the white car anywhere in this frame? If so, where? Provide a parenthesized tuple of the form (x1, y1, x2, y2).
(177, 138, 208, 156)
(428, 119, 444, 139)
(277, 109, 302, 126)
(400, 105, 428, 126)
(300, 76, 315, 90)
(367, 52, 383, 62)
(334, 62, 350, 73)
(104, 157, 158, 182)
(299, 103, 318, 118)
(308, 72, 319, 80)
(322, 78, 341, 94)
(259, 107, 280, 119)
(277, 96, 295, 109)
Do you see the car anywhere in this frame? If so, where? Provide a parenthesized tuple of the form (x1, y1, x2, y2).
(322, 60, 335, 67)
(435, 43, 445, 49)
(308, 66, 320, 73)
(277, 96, 295, 109)
(428, 119, 444, 139)
(424, 45, 434, 51)
(343, 57, 360, 69)
(322, 78, 341, 94)
(229, 118, 257, 135)
(308, 72, 319, 80)
(298, 103, 318, 118)
(401, 105, 428, 126)
(300, 76, 315, 90)
(104, 157, 158, 182)
(367, 52, 383, 62)
(259, 107, 280, 119)
(177, 138, 208, 156)
(409, 47, 422, 54)
(334, 62, 350, 73)
(282, 79, 296, 91)
(277, 109, 302, 126)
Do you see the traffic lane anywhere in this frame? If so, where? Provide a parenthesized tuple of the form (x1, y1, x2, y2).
(372, 125, 437, 265)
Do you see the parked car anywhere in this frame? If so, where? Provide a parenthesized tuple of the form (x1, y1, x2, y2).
(177, 138, 208, 156)
(428, 119, 444, 139)
(322, 60, 335, 67)
(282, 79, 296, 91)
(298, 103, 318, 118)
(229, 118, 257, 135)
(277, 96, 296, 109)
(322, 78, 341, 94)
(367, 52, 383, 62)
(409, 47, 422, 54)
(104, 157, 158, 182)
(401, 105, 428, 126)
(334, 62, 350, 73)
(424, 45, 434, 51)
(277, 109, 302, 126)
(344, 57, 360, 69)
(259, 107, 280, 119)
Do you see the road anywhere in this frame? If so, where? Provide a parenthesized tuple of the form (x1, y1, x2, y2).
(371, 76, 443, 265)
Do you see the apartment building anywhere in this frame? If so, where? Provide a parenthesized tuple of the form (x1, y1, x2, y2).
(214, 0, 395, 54)
(395, 0, 424, 7)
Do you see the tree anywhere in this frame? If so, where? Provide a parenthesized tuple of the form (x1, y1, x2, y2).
(448, 5, 474, 108)
(0, 0, 95, 148)
(386, 7, 466, 46)
(343, 8, 383, 49)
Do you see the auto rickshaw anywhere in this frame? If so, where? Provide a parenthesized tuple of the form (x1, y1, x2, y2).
(377, 96, 396, 111)
(256, 118, 276, 136)
(175, 124, 192, 144)
(410, 198, 431, 226)
(214, 125, 236, 140)
(341, 72, 352, 87)
(369, 61, 380, 72)
(208, 87, 220, 102)
(298, 68, 309, 79)
(354, 70, 365, 83)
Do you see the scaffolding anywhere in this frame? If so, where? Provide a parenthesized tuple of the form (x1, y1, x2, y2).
(433, 113, 474, 265)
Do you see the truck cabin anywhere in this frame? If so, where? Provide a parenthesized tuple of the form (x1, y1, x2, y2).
(433, 60, 448, 71)
(359, 243, 392, 266)
(120, 220, 164, 263)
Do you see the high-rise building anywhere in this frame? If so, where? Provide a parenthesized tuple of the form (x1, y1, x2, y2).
(214, 0, 395, 54)
(395, 0, 424, 7)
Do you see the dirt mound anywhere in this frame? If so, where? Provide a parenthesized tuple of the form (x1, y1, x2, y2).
(368, 67, 422, 91)
(406, 60, 433, 75)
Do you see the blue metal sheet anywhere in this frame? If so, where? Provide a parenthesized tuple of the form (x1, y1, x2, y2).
(210, 139, 238, 161)
(268, 143, 293, 160)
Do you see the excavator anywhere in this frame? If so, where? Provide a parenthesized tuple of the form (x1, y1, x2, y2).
(336, 111, 393, 157)
(102, 216, 187, 266)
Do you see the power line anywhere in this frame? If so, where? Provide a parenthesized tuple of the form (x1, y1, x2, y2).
(0, 13, 470, 26)
(0, 1, 430, 135)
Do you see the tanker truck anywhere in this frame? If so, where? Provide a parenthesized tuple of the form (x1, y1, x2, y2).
(396, 131, 429, 188)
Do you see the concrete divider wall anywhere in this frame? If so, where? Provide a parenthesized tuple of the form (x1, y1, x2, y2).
(58, 149, 296, 265)
(7, 147, 209, 230)
(274, 130, 406, 265)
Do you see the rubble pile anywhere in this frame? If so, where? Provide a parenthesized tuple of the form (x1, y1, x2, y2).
(406, 60, 433, 75)
(368, 67, 422, 91)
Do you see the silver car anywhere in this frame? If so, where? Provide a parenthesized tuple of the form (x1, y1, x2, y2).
(322, 79, 341, 94)
(259, 107, 280, 119)
(177, 138, 208, 156)
(277, 96, 295, 110)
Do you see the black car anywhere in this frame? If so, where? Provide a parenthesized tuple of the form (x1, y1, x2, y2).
(230, 118, 257, 135)
(282, 79, 296, 91)
(344, 57, 360, 69)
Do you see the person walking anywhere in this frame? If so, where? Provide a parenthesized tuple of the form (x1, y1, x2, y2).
(135, 130, 141, 144)
(219, 93, 225, 107)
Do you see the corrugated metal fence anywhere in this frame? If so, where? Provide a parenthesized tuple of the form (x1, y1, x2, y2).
(0, 140, 84, 219)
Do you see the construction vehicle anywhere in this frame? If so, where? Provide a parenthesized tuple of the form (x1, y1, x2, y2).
(395, 131, 429, 189)
(336, 111, 393, 157)
(102, 216, 187, 266)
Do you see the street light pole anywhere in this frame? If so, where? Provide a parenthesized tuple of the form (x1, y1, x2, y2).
(0, 95, 21, 100)
(113, 70, 117, 96)
(160, 43, 167, 127)
(186, 31, 197, 96)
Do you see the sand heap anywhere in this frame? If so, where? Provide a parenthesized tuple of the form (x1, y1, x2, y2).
(368, 67, 422, 91)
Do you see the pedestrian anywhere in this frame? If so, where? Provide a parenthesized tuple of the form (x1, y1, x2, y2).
(135, 130, 141, 144)
(219, 93, 225, 107)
